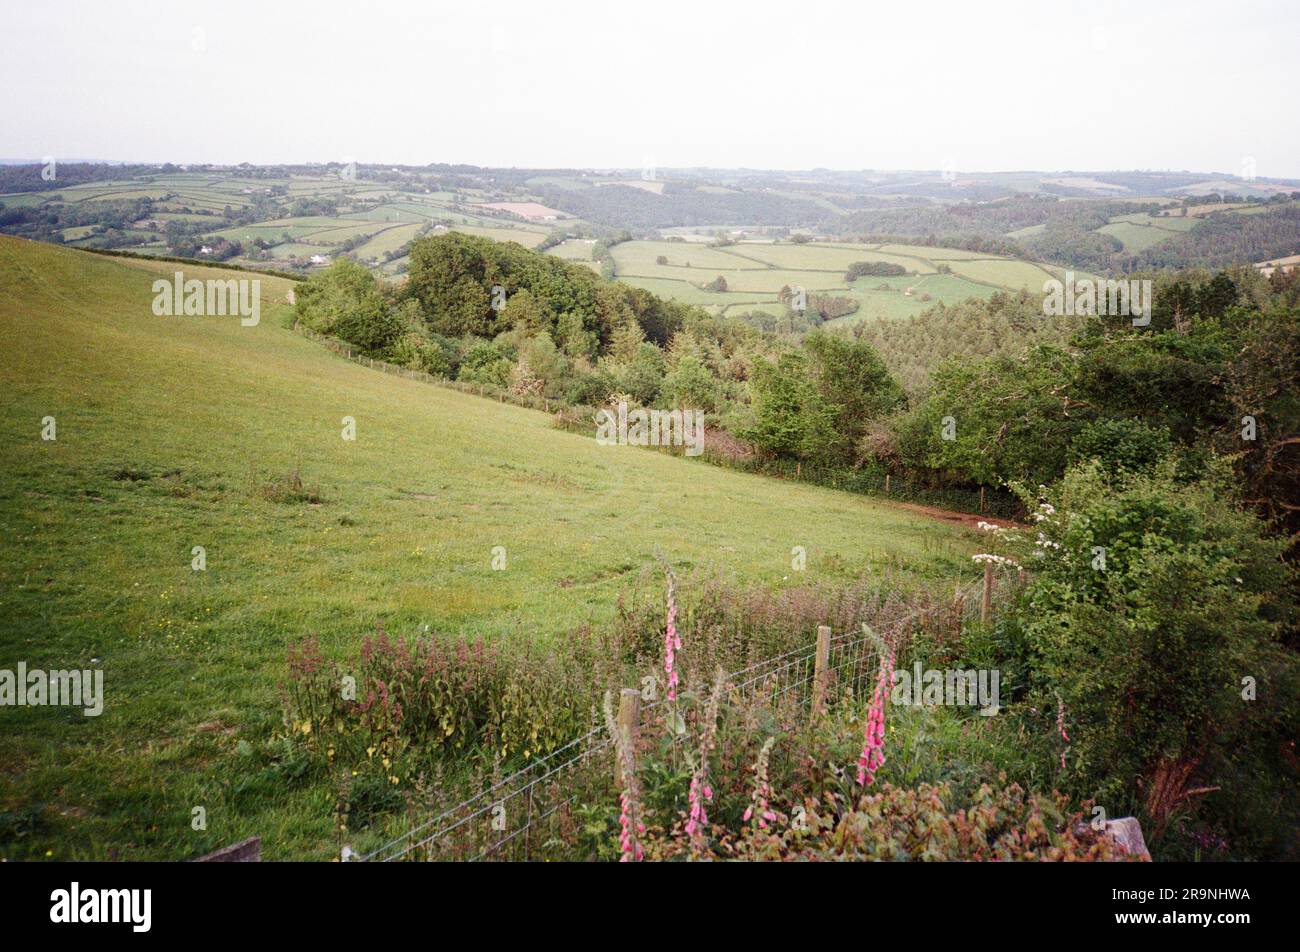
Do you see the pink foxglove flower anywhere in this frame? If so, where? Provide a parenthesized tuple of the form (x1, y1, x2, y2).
(664, 570, 681, 701)
(618, 791, 644, 862)
(685, 774, 711, 838)
(684, 669, 725, 849)
(857, 645, 895, 786)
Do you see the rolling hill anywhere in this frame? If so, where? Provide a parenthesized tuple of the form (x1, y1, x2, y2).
(0, 236, 975, 859)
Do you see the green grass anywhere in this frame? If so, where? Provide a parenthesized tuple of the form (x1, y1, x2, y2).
(945, 257, 1058, 291)
(349, 222, 425, 260)
(342, 205, 430, 223)
(1004, 224, 1046, 239)
(727, 242, 936, 273)
(1097, 212, 1199, 253)
(451, 225, 549, 247)
(545, 238, 597, 261)
(825, 274, 998, 326)
(0, 236, 977, 860)
(618, 275, 773, 307)
(612, 240, 762, 272)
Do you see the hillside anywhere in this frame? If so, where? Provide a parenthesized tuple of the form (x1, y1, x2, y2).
(0, 236, 974, 859)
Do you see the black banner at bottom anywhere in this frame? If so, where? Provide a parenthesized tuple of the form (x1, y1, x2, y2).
(0, 859, 1277, 938)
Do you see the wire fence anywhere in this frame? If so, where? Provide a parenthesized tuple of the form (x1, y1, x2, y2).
(358, 722, 613, 863)
(352, 569, 1017, 862)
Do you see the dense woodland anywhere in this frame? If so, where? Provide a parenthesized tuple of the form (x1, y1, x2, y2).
(0, 161, 164, 193)
(536, 181, 827, 230)
(832, 194, 1300, 274)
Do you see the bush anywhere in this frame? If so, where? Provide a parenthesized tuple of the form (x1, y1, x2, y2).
(388, 332, 453, 377)
(660, 355, 720, 412)
(457, 339, 514, 388)
(514, 333, 571, 398)
(1006, 462, 1296, 845)
(566, 366, 617, 407)
(617, 342, 667, 405)
(847, 260, 908, 278)
(295, 258, 402, 352)
(1069, 417, 1172, 479)
(739, 352, 840, 461)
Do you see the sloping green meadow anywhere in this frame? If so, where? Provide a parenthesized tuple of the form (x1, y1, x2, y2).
(0, 237, 975, 858)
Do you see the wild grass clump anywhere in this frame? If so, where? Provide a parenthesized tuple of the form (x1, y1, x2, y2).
(255, 467, 322, 505)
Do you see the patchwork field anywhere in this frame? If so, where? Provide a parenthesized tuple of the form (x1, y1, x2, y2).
(0, 172, 561, 275)
(7, 166, 1277, 327)
(602, 238, 1046, 322)
(0, 236, 975, 859)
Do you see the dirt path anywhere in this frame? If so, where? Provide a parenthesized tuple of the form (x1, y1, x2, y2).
(885, 499, 1020, 531)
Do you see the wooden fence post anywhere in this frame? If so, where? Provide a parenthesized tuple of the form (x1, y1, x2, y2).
(615, 687, 640, 785)
(811, 624, 832, 720)
(979, 486, 986, 512)
(981, 562, 994, 623)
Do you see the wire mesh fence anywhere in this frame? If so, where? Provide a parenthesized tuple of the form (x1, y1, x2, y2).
(357, 723, 612, 862)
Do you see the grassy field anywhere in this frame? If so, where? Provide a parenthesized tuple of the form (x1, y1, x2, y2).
(0, 236, 978, 860)
(1097, 212, 1199, 253)
(605, 239, 1025, 321)
(944, 257, 1058, 290)
(546, 238, 597, 261)
(349, 222, 426, 261)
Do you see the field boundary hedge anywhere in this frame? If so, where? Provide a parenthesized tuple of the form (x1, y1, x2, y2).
(74, 243, 307, 281)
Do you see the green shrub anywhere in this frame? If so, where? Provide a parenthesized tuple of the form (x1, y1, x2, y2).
(1069, 417, 1173, 479)
(660, 355, 720, 412)
(565, 366, 617, 407)
(295, 258, 402, 351)
(1007, 462, 1296, 844)
(388, 332, 453, 376)
(456, 339, 514, 388)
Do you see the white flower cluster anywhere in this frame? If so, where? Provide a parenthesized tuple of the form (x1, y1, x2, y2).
(976, 521, 1001, 532)
(1032, 502, 1056, 523)
(972, 553, 1021, 568)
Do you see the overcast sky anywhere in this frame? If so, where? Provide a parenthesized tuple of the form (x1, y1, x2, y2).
(3, 0, 1297, 177)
